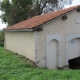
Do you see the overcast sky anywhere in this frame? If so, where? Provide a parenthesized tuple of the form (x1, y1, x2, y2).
(0, 0, 80, 30)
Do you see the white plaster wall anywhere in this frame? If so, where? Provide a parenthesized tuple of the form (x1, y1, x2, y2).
(5, 32, 35, 61)
(34, 10, 80, 67)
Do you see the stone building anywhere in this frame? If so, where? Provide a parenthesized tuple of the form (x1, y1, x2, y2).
(4, 5, 80, 69)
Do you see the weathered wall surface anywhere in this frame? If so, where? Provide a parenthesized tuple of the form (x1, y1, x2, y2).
(34, 10, 80, 67)
(5, 32, 35, 61)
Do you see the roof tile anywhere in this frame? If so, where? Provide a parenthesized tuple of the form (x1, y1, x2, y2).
(5, 5, 80, 30)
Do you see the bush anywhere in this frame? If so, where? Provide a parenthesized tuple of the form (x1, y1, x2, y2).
(0, 31, 4, 47)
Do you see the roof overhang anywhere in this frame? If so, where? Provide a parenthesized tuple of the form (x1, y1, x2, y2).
(3, 26, 43, 32)
(3, 28, 33, 32)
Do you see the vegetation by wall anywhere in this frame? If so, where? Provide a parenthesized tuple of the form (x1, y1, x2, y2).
(0, 31, 4, 47)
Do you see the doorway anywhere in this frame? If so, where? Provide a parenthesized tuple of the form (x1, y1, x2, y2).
(47, 39, 59, 69)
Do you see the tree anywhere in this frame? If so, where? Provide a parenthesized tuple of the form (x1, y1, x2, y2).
(0, 0, 32, 26)
(32, 0, 73, 15)
(0, 0, 73, 26)
(0, 0, 11, 23)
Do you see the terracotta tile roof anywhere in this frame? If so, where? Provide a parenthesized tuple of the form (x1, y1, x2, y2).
(5, 5, 80, 30)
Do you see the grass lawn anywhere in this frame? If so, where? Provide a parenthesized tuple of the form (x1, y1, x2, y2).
(0, 46, 80, 80)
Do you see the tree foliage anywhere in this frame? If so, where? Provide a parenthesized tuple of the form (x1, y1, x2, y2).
(0, 0, 73, 26)
(32, 0, 73, 15)
(0, 0, 32, 26)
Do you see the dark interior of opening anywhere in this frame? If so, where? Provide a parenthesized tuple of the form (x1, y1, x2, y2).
(68, 56, 80, 69)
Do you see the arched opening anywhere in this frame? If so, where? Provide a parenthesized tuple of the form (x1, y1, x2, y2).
(47, 39, 59, 69)
(67, 38, 80, 60)
(67, 38, 80, 69)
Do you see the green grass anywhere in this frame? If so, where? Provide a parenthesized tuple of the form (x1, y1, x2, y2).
(0, 46, 80, 80)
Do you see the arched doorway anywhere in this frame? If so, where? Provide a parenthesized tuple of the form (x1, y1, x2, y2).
(47, 39, 59, 69)
(67, 38, 80, 61)
(66, 34, 80, 65)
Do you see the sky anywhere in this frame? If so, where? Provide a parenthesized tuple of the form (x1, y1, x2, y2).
(0, 0, 80, 30)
